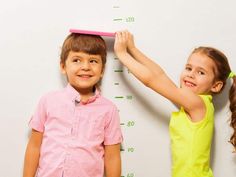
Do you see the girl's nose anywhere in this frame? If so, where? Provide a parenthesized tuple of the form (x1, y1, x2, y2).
(187, 71, 195, 78)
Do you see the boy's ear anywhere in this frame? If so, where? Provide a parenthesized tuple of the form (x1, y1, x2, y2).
(211, 80, 223, 93)
(60, 62, 66, 74)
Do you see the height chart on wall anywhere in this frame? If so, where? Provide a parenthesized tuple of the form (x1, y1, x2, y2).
(101, 2, 172, 177)
(0, 0, 236, 177)
(111, 3, 138, 177)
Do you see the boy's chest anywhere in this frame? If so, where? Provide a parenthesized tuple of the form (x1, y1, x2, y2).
(44, 102, 107, 142)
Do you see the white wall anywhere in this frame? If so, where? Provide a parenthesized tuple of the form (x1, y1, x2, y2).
(0, 0, 236, 176)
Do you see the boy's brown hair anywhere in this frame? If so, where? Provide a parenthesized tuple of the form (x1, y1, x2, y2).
(60, 33, 107, 68)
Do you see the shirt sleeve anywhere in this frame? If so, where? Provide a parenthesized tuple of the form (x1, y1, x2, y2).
(28, 95, 47, 132)
(104, 105, 123, 145)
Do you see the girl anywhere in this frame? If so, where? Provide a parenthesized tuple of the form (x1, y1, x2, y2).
(114, 30, 236, 177)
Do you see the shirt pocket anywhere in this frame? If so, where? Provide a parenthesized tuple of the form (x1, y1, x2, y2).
(78, 113, 105, 141)
(90, 115, 105, 138)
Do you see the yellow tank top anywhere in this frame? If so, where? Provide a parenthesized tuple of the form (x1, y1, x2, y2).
(169, 95, 214, 177)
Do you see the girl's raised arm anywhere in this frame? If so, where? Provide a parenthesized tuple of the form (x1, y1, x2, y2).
(114, 31, 205, 122)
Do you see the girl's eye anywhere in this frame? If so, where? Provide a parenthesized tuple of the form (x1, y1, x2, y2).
(185, 66, 191, 71)
(198, 71, 205, 75)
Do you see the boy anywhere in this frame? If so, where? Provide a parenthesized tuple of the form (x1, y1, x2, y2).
(23, 33, 123, 177)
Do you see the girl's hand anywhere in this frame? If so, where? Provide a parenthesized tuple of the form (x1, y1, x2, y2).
(114, 30, 129, 57)
(126, 31, 135, 51)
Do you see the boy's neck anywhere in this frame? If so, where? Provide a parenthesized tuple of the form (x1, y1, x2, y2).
(74, 87, 96, 102)
(68, 84, 97, 102)
(80, 92, 95, 102)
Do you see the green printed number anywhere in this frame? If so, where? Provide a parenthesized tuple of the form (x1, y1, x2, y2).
(127, 173, 135, 177)
(126, 17, 135, 22)
(121, 174, 135, 177)
(126, 95, 133, 100)
(127, 121, 135, 127)
(127, 147, 134, 152)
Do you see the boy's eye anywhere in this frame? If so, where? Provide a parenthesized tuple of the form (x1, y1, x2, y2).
(72, 59, 80, 63)
(90, 59, 98, 63)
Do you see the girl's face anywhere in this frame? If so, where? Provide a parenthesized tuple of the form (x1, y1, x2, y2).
(61, 51, 104, 93)
(180, 52, 221, 94)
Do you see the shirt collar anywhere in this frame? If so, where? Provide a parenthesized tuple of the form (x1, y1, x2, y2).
(65, 84, 100, 105)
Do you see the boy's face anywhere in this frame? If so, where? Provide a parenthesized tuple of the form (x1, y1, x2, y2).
(61, 51, 104, 93)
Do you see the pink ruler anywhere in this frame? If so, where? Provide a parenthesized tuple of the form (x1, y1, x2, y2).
(69, 29, 115, 37)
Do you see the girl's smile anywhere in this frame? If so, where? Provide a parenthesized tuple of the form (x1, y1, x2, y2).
(180, 52, 217, 94)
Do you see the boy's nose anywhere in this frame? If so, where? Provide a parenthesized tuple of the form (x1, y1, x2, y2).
(81, 61, 90, 70)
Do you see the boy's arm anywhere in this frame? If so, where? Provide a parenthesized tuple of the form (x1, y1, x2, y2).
(23, 129, 43, 177)
(104, 144, 121, 177)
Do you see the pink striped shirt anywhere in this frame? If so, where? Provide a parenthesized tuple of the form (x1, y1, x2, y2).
(29, 84, 123, 177)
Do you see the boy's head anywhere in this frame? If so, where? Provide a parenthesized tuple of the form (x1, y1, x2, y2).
(60, 33, 107, 69)
(60, 33, 107, 92)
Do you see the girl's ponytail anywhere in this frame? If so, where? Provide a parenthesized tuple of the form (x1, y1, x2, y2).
(229, 74, 236, 151)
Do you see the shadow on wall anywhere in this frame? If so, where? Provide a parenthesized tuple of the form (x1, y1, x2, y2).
(213, 79, 231, 113)
(211, 79, 236, 167)
(60, 74, 67, 87)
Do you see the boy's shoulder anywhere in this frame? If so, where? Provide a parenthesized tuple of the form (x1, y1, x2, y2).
(98, 94, 115, 104)
(38, 87, 66, 102)
(96, 94, 118, 109)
